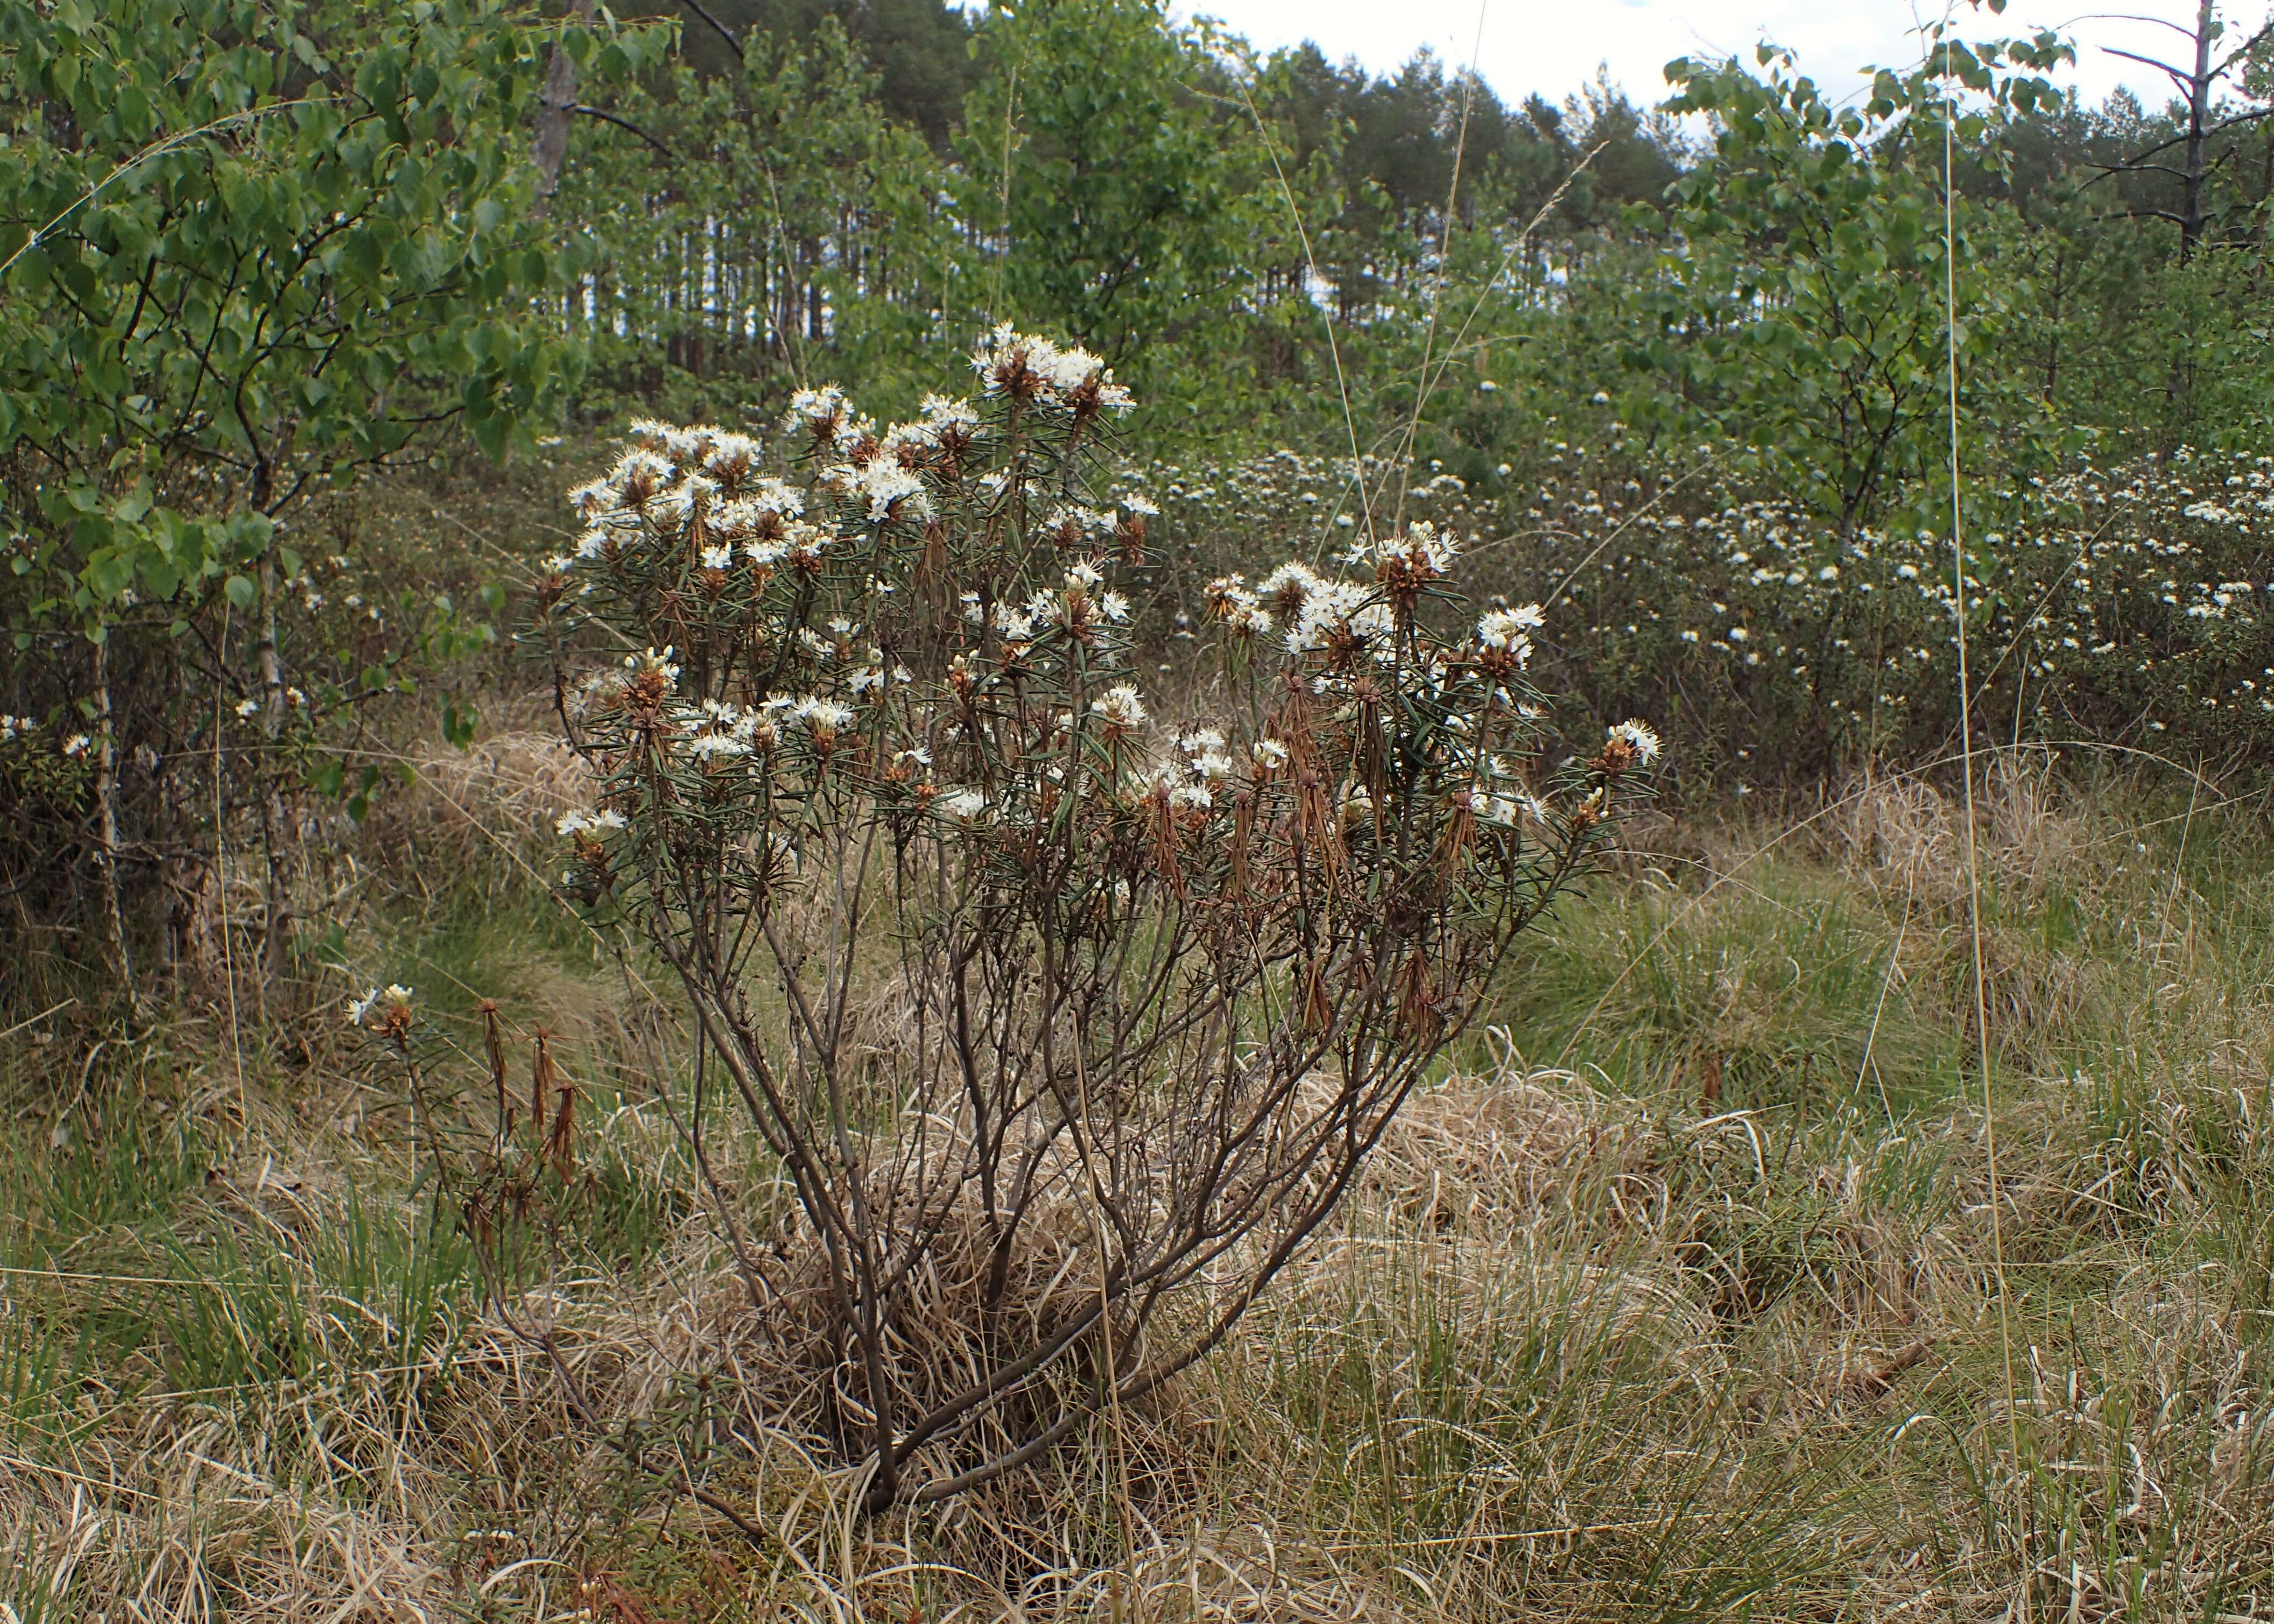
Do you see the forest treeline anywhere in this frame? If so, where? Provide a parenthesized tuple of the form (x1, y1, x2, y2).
(563, 0, 2272, 473)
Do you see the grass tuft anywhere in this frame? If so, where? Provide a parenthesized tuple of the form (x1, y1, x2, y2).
(10, 761, 2274, 1617)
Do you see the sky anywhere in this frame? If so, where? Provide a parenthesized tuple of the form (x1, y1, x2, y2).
(1171, 0, 2246, 118)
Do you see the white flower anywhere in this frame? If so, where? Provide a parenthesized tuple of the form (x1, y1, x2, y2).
(921, 393, 979, 435)
(972, 325, 1053, 392)
(347, 987, 380, 1025)
(698, 431, 765, 482)
(684, 733, 750, 760)
(604, 449, 676, 502)
(879, 419, 940, 462)
(712, 482, 804, 544)
(1048, 507, 1113, 543)
(1040, 344, 1105, 394)
(557, 809, 627, 836)
(1167, 783, 1212, 812)
(234, 698, 261, 718)
(1091, 684, 1148, 730)
(1476, 606, 1543, 661)
(859, 462, 930, 524)
(651, 473, 719, 527)
(1607, 720, 1662, 764)
(969, 326, 1133, 411)
(1258, 561, 1325, 608)
(784, 385, 848, 434)
(938, 788, 987, 822)
(1285, 580, 1390, 657)
(567, 477, 615, 519)
(627, 646, 681, 687)
(699, 543, 734, 571)
(1252, 737, 1290, 771)
(794, 697, 855, 741)
(62, 734, 90, 758)
(1375, 520, 1461, 575)
(1227, 602, 1273, 636)
(1205, 574, 1272, 636)
(991, 600, 1039, 641)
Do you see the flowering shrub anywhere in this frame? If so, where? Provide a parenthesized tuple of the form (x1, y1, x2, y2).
(534, 330, 1651, 1510)
(1138, 440, 2274, 788)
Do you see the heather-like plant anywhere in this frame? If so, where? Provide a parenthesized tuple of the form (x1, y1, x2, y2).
(536, 329, 1653, 1510)
(1139, 439, 2274, 785)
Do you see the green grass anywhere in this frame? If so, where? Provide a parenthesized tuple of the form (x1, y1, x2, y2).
(9, 764, 2274, 1619)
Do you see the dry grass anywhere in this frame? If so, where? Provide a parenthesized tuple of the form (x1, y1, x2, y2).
(9, 757, 2274, 1620)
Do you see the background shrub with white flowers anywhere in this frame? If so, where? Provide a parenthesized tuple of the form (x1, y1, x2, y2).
(1137, 440, 2274, 793)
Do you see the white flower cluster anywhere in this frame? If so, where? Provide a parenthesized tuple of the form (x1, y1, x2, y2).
(0, 714, 103, 762)
(1145, 436, 2274, 764)
(346, 983, 414, 1026)
(1477, 603, 1545, 666)
(1355, 519, 1461, 575)
(1282, 576, 1393, 659)
(937, 786, 988, 823)
(1201, 574, 1277, 638)
(1091, 683, 1148, 732)
(970, 325, 1134, 416)
(1140, 725, 1237, 811)
(557, 809, 627, 836)
(545, 339, 1654, 941)
(1608, 720, 1662, 763)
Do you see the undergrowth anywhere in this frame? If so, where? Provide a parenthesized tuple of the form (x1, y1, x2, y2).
(6, 749, 2274, 1619)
